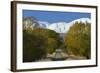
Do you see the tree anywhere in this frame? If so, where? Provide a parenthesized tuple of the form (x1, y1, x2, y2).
(23, 30, 47, 62)
(64, 22, 91, 59)
(23, 28, 61, 62)
(32, 28, 61, 54)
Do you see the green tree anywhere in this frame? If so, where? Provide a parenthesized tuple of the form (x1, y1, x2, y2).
(23, 30, 47, 62)
(23, 28, 61, 62)
(32, 28, 61, 54)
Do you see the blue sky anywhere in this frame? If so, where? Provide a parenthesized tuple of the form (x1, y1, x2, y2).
(23, 10, 91, 23)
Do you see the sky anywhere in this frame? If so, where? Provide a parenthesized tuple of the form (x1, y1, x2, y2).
(23, 10, 91, 23)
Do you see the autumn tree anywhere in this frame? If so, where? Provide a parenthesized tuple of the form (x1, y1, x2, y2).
(64, 22, 91, 59)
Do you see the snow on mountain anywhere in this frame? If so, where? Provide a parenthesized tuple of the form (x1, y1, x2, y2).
(47, 22, 67, 33)
(71, 18, 91, 24)
(38, 21, 49, 28)
(64, 18, 91, 33)
(47, 18, 91, 33)
(23, 17, 91, 33)
(36, 18, 91, 33)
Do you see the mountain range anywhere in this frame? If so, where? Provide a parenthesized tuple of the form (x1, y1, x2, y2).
(38, 18, 91, 33)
